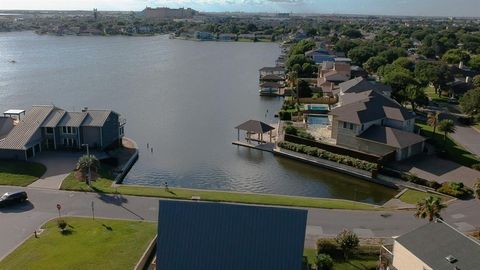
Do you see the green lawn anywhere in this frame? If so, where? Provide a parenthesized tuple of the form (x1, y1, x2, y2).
(398, 189, 448, 204)
(424, 86, 448, 103)
(0, 160, 46, 186)
(416, 121, 480, 167)
(60, 167, 381, 211)
(0, 217, 156, 270)
(303, 249, 378, 270)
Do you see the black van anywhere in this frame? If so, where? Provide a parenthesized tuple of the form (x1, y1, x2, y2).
(0, 191, 28, 207)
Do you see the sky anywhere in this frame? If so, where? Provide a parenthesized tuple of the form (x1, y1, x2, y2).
(1, 0, 480, 17)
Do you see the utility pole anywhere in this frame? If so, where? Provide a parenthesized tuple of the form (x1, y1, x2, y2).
(82, 144, 91, 186)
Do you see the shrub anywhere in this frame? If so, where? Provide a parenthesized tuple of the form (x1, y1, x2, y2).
(335, 229, 359, 260)
(316, 239, 338, 257)
(316, 254, 334, 270)
(57, 219, 67, 231)
(401, 173, 441, 189)
(436, 182, 473, 199)
(277, 141, 377, 172)
(279, 110, 292, 121)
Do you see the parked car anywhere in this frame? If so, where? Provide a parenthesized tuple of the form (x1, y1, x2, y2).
(0, 191, 28, 207)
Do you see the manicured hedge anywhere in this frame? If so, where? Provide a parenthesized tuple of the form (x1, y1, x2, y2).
(284, 126, 315, 141)
(278, 141, 377, 172)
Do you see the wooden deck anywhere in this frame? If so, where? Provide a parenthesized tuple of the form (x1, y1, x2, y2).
(232, 141, 275, 153)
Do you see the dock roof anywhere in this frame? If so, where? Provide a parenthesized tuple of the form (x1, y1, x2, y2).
(156, 201, 307, 270)
(235, 120, 275, 134)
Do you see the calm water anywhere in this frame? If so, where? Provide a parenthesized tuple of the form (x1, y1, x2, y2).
(0, 31, 396, 204)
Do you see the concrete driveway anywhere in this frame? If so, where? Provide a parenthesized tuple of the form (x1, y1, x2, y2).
(27, 151, 82, 189)
(393, 155, 480, 188)
(450, 124, 480, 158)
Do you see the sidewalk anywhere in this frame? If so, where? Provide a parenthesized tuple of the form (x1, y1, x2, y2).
(27, 152, 81, 190)
(450, 123, 480, 158)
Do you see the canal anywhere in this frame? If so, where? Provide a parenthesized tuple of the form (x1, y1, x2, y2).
(0, 32, 396, 204)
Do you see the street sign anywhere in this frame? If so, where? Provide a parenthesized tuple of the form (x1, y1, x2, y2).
(56, 204, 61, 210)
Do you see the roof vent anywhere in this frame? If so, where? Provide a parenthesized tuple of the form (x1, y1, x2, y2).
(82, 107, 88, 112)
(445, 255, 457, 263)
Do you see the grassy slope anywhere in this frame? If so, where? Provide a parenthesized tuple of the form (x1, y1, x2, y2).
(398, 189, 448, 204)
(60, 168, 381, 211)
(416, 121, 479, 167)
(0, 217, 156, 270)
(0, 160, 46, 186)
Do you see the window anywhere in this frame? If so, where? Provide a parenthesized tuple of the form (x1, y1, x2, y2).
(46, 127, 53, 134)
(360, 124, 364, 131)
(62, 126, 76, 134)
(349, 123, 354, 130)
(119, 126, 124, 136)
(342, 122, 347, 129)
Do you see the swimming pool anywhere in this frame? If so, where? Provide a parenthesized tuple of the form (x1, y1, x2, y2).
(305, 104, 329, 114)
(307, 115, 330, 125)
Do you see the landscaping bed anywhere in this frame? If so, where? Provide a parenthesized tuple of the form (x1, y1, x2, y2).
(60, 165, 382, 211)
(0, 160, 46, 186)
(0, 217, 157, 270)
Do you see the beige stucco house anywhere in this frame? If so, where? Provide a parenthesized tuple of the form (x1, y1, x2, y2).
(329, 81, 425, 161)
(384, 220, 480, 270)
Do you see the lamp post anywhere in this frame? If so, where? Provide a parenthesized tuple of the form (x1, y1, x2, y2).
(81, 144, 91, 186)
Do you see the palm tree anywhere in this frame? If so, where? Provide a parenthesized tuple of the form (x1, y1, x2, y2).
(77, 155, 99, 183)
(437, 119, 456, 148)
(415, 196, 447, 222)
(427, 112, 440, 136)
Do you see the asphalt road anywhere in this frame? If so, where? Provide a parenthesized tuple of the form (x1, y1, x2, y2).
(450, 123, 480, 157)
(1, 186, 478, 260)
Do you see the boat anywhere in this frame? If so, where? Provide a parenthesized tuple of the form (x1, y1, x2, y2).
(8, 60, 16, 63)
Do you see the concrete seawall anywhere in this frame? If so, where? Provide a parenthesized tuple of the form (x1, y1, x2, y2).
(114, 137, 139, 184)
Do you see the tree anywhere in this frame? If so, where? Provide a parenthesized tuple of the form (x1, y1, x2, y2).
(288, 39, 316, 56)
(342, 28, 362, 39)
(402, 84, 427, 111)
(459, 88, 480, 116)
(392, 57, 415, 71)
(316, 254, 334, 270)
(363, 56, 388, 74)
(335, 229, 359, 260)
(473, 75, 480, 88)
(347, 46, 376, 66)
(442, 48, 470, 64)
(378, 47, 408, 63)
(335, 38, 357, 54)
(469, 55, 480, 71)
(427, 111, 440, 136)
(437, 119, 456, 148)
(381, 65, 416, 94)
(414, 61, 453, 97)
(285, 54, 314, 72)
(297, 80, 312, 98)
(415, 196, 447, 222)
(76, 155, 99, 183)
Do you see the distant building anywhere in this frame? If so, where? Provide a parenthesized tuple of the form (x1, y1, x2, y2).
(142, 7, 197, 20)
(259, 66, 285, 78)
(0, 105, 125, 160)
(218, 33, 237, 41)
(305, 48, 335, 64)
(156, 201, 307, 270)
(194, 31, 214, 40)
(383, 219, 480, 270)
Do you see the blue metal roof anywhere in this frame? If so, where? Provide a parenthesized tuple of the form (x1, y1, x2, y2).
(157, 200, 307, 270)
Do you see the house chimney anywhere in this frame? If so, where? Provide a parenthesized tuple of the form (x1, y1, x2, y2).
(466, 76, 471, 83)
(459, 61, 464, 69)
(330, 83, 334, 90)
(82, 107, 88, 112)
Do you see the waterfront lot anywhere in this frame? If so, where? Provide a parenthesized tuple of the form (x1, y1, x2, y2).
(398, 189, 449, 205)
(0, 217, 156, 270)
(0, 160, 45, 186)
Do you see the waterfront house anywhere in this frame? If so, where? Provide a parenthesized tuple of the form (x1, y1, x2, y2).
(156, 201, 307, 270)
(317, 61, 351, 87)
(338, 77, 392, 100)
(259, 66, 285, 78)
(218, 33, 237, 41)
(194, 31, 214, 40)
(304, 48, 335, 64)
(0, 105, 125, 160)
(382, 219, 480, 270)
(330, 90, 425, 160)
(259, 81, 282, 96)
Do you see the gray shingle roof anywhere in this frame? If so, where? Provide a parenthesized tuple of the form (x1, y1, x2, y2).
(82, 110, 112, 127)
(235, 120, 275, 133)
(41, 108, 66, 128)
(339, 77, 392, 94)
(0, 105, 54, 150)
(57, 112, 87, 127)
(331, 90, 414, 124)
(156, 201, 307, 270)
(259, 66, 285, 72)
(395, 220, 480, 270)
(357, 125, 425, 148)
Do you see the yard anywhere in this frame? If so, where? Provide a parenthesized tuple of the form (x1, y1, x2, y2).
(304, 248, 378, 270)
(0, 217, 157, 270)
(416, 121, 480, 167)
(60, 165, 382, 211)
(398, 189, 448, 204)
(0, 160, 46, 186)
